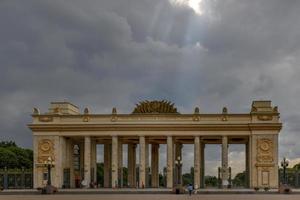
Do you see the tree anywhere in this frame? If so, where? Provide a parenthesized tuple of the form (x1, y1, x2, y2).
(97, 163, 104, 186)
(122, 166, 128, 186)
(0, 141, 17, 148)
(0, 147, 18, 168)
(205, 176, 218, 187)
(293, 163, 300, 171)
(232, 171, 246, 187)
(0, 140, 33, 169)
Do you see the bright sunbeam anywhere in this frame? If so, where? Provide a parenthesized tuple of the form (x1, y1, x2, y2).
(170, 0, 204, 15)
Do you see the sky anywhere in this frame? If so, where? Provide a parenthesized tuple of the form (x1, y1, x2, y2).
(1, 0, 300, 175)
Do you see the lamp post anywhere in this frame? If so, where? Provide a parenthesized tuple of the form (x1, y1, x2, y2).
(174, 156, 183, 194)
(43, 156, 55, 194)
(44, 156, 55, 185)
(281, 157, 289, 184)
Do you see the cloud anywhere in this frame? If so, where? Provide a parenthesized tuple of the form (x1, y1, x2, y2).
(1, 0, 300, 174)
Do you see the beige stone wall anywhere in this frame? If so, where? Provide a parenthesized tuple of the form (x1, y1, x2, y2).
(250, 133, 279, 188)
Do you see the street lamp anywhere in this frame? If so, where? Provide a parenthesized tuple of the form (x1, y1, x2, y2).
(281, 157, 289, 184)
(174, 156, 183, 194)
(43, 156, 56, 194)
(44, 156, 55, 185)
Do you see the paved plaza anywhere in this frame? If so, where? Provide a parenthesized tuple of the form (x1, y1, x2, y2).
(1, 194, 300, 200)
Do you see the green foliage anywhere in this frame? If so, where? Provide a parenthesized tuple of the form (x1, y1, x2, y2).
(293, 163, 300, 170)
(0, 141, 17, 148)
(182, 173, 193, 185)
(0, 141, 33, 169)
(232, 171, 246, 187)
(96, 163, 129, 187)
(97, 163, 104, 186)
(0, 147, 18, 168)
(205, 176, 218, 187)
(182, 167, 194, 186)
(159, 173, 165, 187)
(123, 166, 128, 186)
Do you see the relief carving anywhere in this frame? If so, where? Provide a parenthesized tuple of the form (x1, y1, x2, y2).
(82, 116, 90, 122)
(38, 116, 53, 122)
(38, 139, 54, 163)
(257, 138, 273, 163)
(257, 115, 273, 121)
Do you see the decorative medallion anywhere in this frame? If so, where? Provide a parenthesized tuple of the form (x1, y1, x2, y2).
(257, 138, 273, 163)
(132, 100, 178, 114)
(260, 141, 270, 151)
(38, 139, 54, 163)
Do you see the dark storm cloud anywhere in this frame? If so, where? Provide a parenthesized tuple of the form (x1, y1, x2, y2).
(1, 0, 300, 171)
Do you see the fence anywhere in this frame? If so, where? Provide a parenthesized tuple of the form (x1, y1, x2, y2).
(0, 167, 33, 189)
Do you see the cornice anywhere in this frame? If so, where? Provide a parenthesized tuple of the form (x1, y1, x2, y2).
(28, 123, 282, 132)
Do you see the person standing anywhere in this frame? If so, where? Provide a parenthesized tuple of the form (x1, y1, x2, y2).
(188, 184, 193, 196)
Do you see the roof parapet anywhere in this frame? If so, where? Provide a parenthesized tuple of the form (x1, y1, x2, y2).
(48, 102, 79, 115)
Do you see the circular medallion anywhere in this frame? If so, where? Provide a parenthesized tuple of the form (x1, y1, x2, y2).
(260, 141, 270, 151)
(40, 140, 51, 152)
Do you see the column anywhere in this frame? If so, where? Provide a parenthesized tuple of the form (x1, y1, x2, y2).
(245, 141, 250, 188)
(221, 136, 229, 188)
(151, 144, 159, 188)
(139, 136, 146, 188)
(133, 144, 137, 187)
(118, 141, 123, 187)
(104, 143, 111, 187)
(145, 143, 149, 187)
(194, 136, 201, 189)
(69, 140, 75, 188)
(200, 142, 205, 188)
(128, 143, 136, 187)
(127, 144, 133, 187)
(84, 136, 91, 187)
(167, 136, 173, 188)
(91, 140, 97, 183)
(111, 136, 118, 188)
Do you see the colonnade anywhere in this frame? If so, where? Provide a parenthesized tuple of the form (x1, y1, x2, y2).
(82, 135, 237, 189)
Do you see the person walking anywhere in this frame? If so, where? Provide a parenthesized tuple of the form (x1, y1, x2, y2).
(187, 184, 193, 196)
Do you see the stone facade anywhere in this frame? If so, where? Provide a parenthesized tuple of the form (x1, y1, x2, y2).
(28, 100, 282, 189)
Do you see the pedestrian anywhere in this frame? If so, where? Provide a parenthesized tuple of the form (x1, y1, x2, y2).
(187, 184, 193, 196)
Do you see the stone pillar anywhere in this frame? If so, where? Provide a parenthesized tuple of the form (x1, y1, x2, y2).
(221, 136, 229, 187)
(133, 145, 137, 188)
(91, 140, 97, 183)
(84, 136, 91, 187)
(139, 136, 146, 188)
(69, 140, 75, 188)
(167, 136, 173, 188)
(145, 143, 149, 187)
(250, 134, 279, 188)
(111, 136, 118, 188)
(104, 143, 111, 188)
(245, 141, 250, 188)
(194, 136, 201, 189)
(33, 135, 40, 188)
(118, 142, 123, 187)
(128, 144, 136, 187)
(200, 142, 205, 188)
(151, 144, 159, 188)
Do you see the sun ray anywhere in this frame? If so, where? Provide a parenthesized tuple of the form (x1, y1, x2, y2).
(169, 0, 204, 15)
